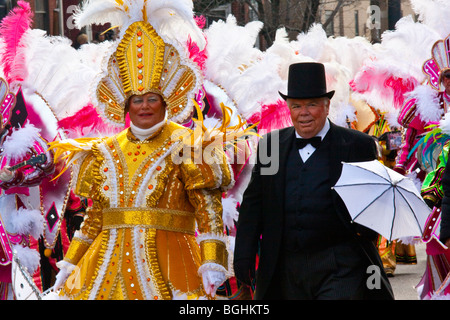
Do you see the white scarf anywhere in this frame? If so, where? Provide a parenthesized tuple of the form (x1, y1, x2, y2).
(130, 112, 168, 141)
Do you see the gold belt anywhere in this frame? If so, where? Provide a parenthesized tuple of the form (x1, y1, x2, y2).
(102, 208, 196, 234)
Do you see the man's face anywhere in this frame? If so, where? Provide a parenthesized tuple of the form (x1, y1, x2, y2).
(287, 97, 330, 138)
(128, 92, 166, 129)
(443, 71, 450, 95)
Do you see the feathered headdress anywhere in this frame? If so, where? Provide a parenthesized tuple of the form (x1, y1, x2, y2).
(73, 0, 204, 126)
(423, 34, 450, 91)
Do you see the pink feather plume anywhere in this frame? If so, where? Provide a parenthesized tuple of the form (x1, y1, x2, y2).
(186, 35, 207, 70)
(249, 100, 293, 135)
(0, 0, 33, 84)
(58, 104, 123, 138)
(194, 15, 206, 29)
(186, 15, 207, 71)
(349, 65, 418, 109)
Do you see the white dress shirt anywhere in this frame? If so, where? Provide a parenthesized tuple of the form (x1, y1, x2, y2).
(295, 119, 330, 162)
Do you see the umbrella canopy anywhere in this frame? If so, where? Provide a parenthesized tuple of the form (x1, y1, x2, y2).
(333, 160, 431, 241)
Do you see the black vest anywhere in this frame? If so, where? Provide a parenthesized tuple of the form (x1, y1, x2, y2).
(283, 132, 352, 252)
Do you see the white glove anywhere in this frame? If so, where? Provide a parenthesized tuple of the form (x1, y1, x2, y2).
(53, 268, 71, 291)
(53, 261, 75, 291)
(0, 167, 13, 181)
(201, 269, 226, 298)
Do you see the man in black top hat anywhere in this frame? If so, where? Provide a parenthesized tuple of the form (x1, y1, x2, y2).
(233, 62, 394, 300)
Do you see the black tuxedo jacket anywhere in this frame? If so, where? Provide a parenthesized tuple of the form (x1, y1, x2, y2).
(234, 121, 394, 300)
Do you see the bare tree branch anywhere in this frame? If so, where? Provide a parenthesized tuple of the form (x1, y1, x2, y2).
(194, 0, 357, 49)
(322, 0, 345, 29)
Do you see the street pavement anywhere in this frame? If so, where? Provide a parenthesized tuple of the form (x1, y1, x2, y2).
(389, 242, 426, 300)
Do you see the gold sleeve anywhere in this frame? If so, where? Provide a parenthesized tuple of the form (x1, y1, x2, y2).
(75, 151, 97, 198)
(65, 145, 106, 265)
(63, 237, 91, 265)
(181, 146, 233, 270)
(189, 187, 228, 270)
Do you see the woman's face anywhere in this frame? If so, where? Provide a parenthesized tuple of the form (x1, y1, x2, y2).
(128, 92, 166, 129)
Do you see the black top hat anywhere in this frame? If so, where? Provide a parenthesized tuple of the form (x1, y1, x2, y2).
(279, 62, 335, 100)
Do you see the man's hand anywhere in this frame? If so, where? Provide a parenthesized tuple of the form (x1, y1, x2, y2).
(0, 166, 13, 182)
(445, 239, 450, 249)
(202, 270, 226, 298)
(233, 258, 255, 286)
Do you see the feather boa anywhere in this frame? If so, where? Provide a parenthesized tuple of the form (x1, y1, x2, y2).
(0, 0, 33, 85)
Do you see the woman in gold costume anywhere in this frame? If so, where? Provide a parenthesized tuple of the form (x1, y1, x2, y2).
(50, 3, 234, 300)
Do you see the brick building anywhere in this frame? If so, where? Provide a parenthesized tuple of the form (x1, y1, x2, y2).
(0, 0, 110, 46)
(320, 0, 415, 42)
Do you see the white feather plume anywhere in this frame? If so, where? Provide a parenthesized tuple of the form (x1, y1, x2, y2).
(74, 0, 205, 49)
(5, 207, 44, 239)
(203, 15, 267, 118)
(409, 84, 442, 123)
(378, 15, 441, 82)
(21, 29, 102, 119)
(204, 15, 263, 86)
(2, 122, 41, 162)
(410, 0, 450, 38)
(74, 0, 121, 29)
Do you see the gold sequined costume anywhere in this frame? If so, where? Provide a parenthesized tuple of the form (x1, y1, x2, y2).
(49, 1, 240, 300)
(57, 122, 232, 300)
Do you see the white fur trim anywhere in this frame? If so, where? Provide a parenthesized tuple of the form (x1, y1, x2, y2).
(71, 230, 94, 244)
(196, 232, 227, 245)
(198, 262, 227, 276)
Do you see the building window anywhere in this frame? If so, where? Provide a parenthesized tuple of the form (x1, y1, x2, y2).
(34, 0, 49, 31)
(354, 10, 359, 36)
(324, 10, 334, 36)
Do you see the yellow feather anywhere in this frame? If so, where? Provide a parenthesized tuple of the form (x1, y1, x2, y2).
(190, 99, 260, 149)
(47, 137, 101, 181)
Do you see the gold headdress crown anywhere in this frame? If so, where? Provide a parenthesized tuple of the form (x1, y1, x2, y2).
(96, 20, 202, 126)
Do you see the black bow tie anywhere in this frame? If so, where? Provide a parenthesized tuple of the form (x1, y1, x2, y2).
(296, 136, 321, 149)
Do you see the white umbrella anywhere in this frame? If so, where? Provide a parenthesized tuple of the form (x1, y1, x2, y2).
(333, 160, 431, 241)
